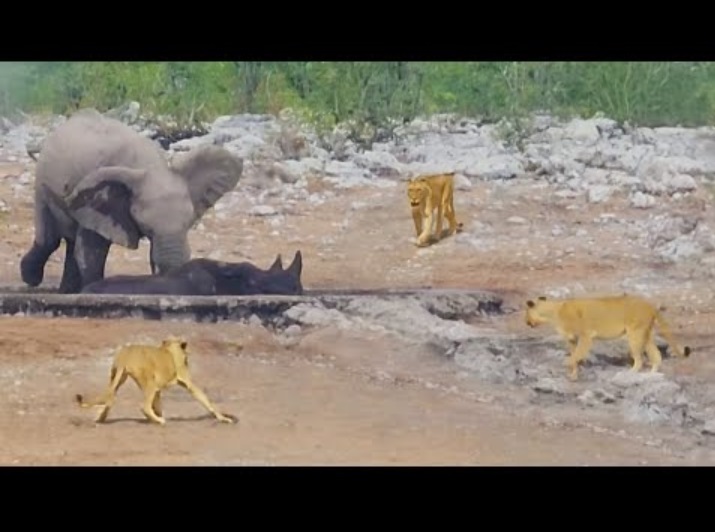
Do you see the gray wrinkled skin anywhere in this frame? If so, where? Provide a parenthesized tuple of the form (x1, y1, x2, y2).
(81, 251, 304, 296)
(20, 108, 243, 293)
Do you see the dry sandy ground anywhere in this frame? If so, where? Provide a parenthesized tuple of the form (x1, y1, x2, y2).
(0, 160, 714, 466)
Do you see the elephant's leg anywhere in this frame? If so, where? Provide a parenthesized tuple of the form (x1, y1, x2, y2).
(20, 201, 61, 287)
(58, 238, 83, 294)
(73, 228, 112, 291)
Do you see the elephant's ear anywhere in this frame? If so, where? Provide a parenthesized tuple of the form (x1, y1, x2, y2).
(64, 166, 147, 249)
(171, 145, 243, 222)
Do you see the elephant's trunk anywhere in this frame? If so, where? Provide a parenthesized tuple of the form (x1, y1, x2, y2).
(150, 233, 191, 274)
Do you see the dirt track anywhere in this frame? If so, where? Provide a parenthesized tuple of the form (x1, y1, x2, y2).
(0, 159, 713, 466)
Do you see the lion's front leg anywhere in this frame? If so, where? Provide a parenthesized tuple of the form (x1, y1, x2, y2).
(411, 208, 423, 238)
(152, 391, 163, 417)
(141, 384, 166, 425)
(564, 335, 592, 381)
(178, 378, 236, 424)
(416, 210, 434, 247)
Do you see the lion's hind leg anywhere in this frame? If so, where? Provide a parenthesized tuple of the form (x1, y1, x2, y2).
(96, 366, 128, 423)
(76, 365, 128, 423)
(443, 193, 461, 237)
(644, 327, 663, 374)
(141, 384, 166, 425)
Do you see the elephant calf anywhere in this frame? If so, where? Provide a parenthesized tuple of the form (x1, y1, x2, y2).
(21, 108, 244, 293)
(81, 251, 304, 296)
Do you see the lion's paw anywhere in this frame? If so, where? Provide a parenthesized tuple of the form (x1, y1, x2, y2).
(218, 413, 238, 424)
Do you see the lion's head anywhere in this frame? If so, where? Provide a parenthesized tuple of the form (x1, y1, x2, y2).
(162, 336, 189, 366)
(406, 178, 429, 207)
(525, 296, 550, 328)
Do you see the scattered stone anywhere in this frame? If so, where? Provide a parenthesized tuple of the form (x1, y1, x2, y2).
(283, 324, 302, 337)
(702, 420, 715, 436)
(248, 205, 278, 217)
(532, 377, 570, 396)
(630, 191, 656, 209)
(578, 389, 617, 407)
(587, 185, 614, 204)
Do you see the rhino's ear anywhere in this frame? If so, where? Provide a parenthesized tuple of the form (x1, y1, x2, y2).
(268, 254, 283, 272)
(171, 145, 243, 222)
(287, 250, 302, 278)
(63, 166, 147, 249)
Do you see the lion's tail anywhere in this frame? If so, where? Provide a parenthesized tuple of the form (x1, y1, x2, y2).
(75, 365, 124, 408)
(654, 312, 691, 359)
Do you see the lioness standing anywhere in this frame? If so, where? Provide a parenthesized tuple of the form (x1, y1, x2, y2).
(525, 294, 691, 381)
(406, 172, 463, 247)
(76, 336, 236, 425)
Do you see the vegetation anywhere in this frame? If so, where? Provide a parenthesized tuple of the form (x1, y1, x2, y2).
(1, 62, 713, 134)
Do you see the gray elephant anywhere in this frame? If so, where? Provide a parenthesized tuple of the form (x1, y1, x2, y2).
(20, 108, 244, 293)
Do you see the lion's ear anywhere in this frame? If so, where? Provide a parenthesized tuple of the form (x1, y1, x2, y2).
(526, 300, 535, 308)
(180, 341, 188, 351)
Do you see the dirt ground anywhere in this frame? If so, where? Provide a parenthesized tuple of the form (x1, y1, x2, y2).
(0, 159, 713, 466)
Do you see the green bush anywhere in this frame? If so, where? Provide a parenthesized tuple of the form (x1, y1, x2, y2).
(1, 62, 714, 131)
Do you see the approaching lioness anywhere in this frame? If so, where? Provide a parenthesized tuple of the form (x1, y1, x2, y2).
(406, 172, 463, 247)
(75, 336, 237, 425)
(525, 294, 691, 381)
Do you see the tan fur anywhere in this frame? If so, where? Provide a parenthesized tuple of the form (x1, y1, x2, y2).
(525, 294, 691, 381)
(406, 172, 463, 247)
(75, 336, 236, 425)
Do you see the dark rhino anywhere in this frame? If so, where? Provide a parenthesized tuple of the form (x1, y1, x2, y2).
(81, 251, 304, 296)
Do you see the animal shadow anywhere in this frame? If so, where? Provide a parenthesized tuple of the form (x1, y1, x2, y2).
(430, 225, 464, 243)
(71, 413, 236, 426)
(579, 343, 674, 369)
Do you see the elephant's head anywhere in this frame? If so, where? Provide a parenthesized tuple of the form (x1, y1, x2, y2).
(64, 145, 243, 275)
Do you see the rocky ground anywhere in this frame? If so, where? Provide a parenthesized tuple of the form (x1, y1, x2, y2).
(1, 105, 715, 465)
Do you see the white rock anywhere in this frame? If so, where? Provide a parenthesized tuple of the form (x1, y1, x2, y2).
(454, 173, 472, 190)
(248, 205, 277, 217)
(563, 118, 601, 144)
(587, 185, 614, 204)
(629, 191, 656, 209)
